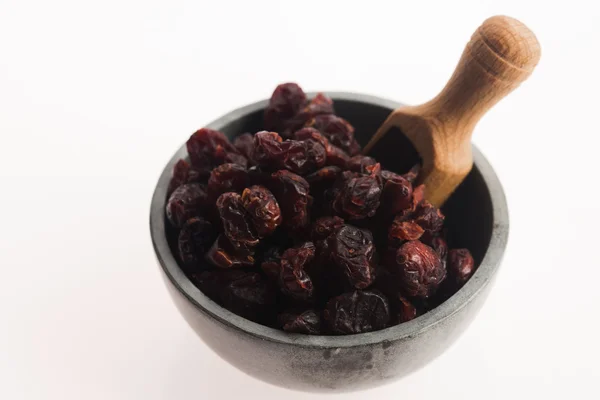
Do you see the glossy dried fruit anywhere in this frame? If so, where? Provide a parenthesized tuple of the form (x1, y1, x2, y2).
(347, 155, 377, 173)
(332, 171, 382, 220)
(168, 159, 191, 196)
(329, 225, 376, 289)
(448, 248, 475, 285)
(241, 185, 281, 237)
(264, 83, 307, 133)
(216, 192, 259, 251)
(380, 173, 413, 217)
(270, 170, 312, 230)
(260, 246, 283, 280)
(305, 166, 342, 186)
(166, 183, 208, 228)
(413, 200, 445, 234)
(393, 294, 417, 323)
(205, 235, 255, 268)
(305, 114, 356, 154)
(428, 236, 448, 261)
(311, 216, 344, 242)
(279, 309, 321, 334)
(394, 241, 446, 298)
(388, 218, 425, 247)
(208, 163, 249, 200)
(178, 217, 216, 270)
(324, 290, 390, 334)
(233, 133, 255, 163)
(186, 128, 243, 169)
(254, 130, 326, 174)
(279, 242, 316, 301)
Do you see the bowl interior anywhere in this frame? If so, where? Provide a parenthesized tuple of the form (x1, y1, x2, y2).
(193, 98, 493, 266)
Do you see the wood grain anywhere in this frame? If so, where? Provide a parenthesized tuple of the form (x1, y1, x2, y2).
(363, 15, 541, 206)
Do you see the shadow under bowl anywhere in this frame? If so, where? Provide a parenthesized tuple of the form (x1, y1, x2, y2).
(150, 92, 509, 392)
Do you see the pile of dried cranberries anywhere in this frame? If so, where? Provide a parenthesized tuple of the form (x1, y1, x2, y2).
(165, 83, 475, 335)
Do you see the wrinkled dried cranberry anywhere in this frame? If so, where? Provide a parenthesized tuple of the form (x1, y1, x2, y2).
(166, 183, 208, 228)
(264, 83, 307, 133)
(393, 294, 417, 323)
(448, 249, 475, 285)
(347, 155, 377, 173)
(241, 185, 281, 237)
(380, 173, 413, 217)
(178, 217, 216, 270)
(216, 192, 259, 251)
(208, 163, 249, 200)
(326, 144, 351, 168)
(388, 219, 425, 247)
(186, 128, 242, 170)
(394, 241, 446, 298)
(329, 225, 376, 289)
(279, 309, 321, 334)
(233, 133, 255, 164)
(348, 139, 362, 156)
(332, 171, 382, 220)
(260, 246, 283, 280)
(192, 269, 275, 323)
(305, 114, 356, 154)
(305, 166, 342, 186)
(293, 127, 329, 150)
(427, 236, 448, 261)
(168, 159, 191, 196)
(413, 200, 445, 234)
(254, 130, 326, 175)
(279, 242, 316, 301)
(324, 290, 390, 334)
(205, 235, 255, 268)
(403, 164, 421, 183)
(270, 170, 312, 230)
(311, 216, 344, 242)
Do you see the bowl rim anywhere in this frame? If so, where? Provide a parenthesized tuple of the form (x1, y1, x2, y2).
(150, 92, 509, 349)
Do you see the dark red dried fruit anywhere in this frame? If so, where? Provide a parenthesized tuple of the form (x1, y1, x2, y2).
(192, 269, 275, 323)
(428, 236, 448, 261)
(241, 185, 281, 237)
(208, 163, 249, 200)
(178, 217, 216, 270)
(270, 170, 312, 230)
(216, 192, 259, 251)
(393, 294, 417, 323)
(311, 216, 344, 242)
(332, 171, 382, 220)
(279, 242, 316, 301)
(186, 128, 242, 170)
(448, 249, 475, 285)
(305, 114, 356, 154)
(380, 173, 413, 217)
(394, 241, 446, 298)
(324, 290, 390, 334)
(254, 130, 326, 175)
(264, 83, 307, 133)
(329, 225, 376, 289)
(348, 139, 362, 156)
(388, 219, 425, 247)
(403, 164, 421, 183)
(205, 235, 255, 268)
(166, 183, 208, 228)
(260, 246, 283, 280)
(293, 127, 329, 149)
(279, 309, 321, 334)
(413, 200, 445, 234)
(347, 155, 377, 173)
(326, 144, 351, 168)
(168, 159, 191, 196)
(233, 133, 255, 164)
(305, 166, 342, 185)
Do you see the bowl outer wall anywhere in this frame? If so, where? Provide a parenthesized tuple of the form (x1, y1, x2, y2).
(149, 92, 509, 391)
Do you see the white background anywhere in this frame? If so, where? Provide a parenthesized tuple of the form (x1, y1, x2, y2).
(1, 1, 599, 399)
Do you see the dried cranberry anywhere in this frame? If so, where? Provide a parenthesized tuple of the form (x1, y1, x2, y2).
(166, 183, 208, 228)
(332, 171, 382, 220)
(205, 235, 255, 268)
(428, 236, 448, 261)
(394, 241, 446, 298)
(233, 133, 255, 164)
(311, 216, 344, 242)
(254, 130, 326, 175)
(388, 219, 425, 247)
(448, 249, 475, 285)
(347, 155, 377, 173)
(279, 309, 322, 334)
(305, 114, 356, 154)
(186, 128, 241, 169)
(305, 166, 342, 186)
(293, 127, 329, 150)
(329, 225, 376, 289)
(326, 144, 351, 169)
(270, 170, 312, 230)
(178, 217, 216, 270)
(348, 138, 362, 156)
(168, 159, 191, 196)
(241, 185, 282, 237)
(216, 192, 259, 251)
(279, 242, 316, 301)
(264, 83, 307, 133)
(260, 246, 283, 280)
(207, 163, 249, 200)
(393, 294, 417, 323)
(380, 173, 413, 217)
(324, 290, 390, 334)
(413, 200, 445, 234)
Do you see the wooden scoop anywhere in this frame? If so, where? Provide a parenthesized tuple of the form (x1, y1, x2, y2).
(363, 15, 541, 207)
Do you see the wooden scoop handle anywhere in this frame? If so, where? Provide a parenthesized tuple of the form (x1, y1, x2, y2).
(363, 16, 541, 206)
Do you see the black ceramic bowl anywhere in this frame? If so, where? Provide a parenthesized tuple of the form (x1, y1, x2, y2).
(150, 93, 509, 392)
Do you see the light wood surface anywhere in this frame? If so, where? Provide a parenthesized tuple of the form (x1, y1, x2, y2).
(363, 15, 541, 206)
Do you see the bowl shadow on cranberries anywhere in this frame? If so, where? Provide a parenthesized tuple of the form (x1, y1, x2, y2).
(151, 92, 507, 392)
